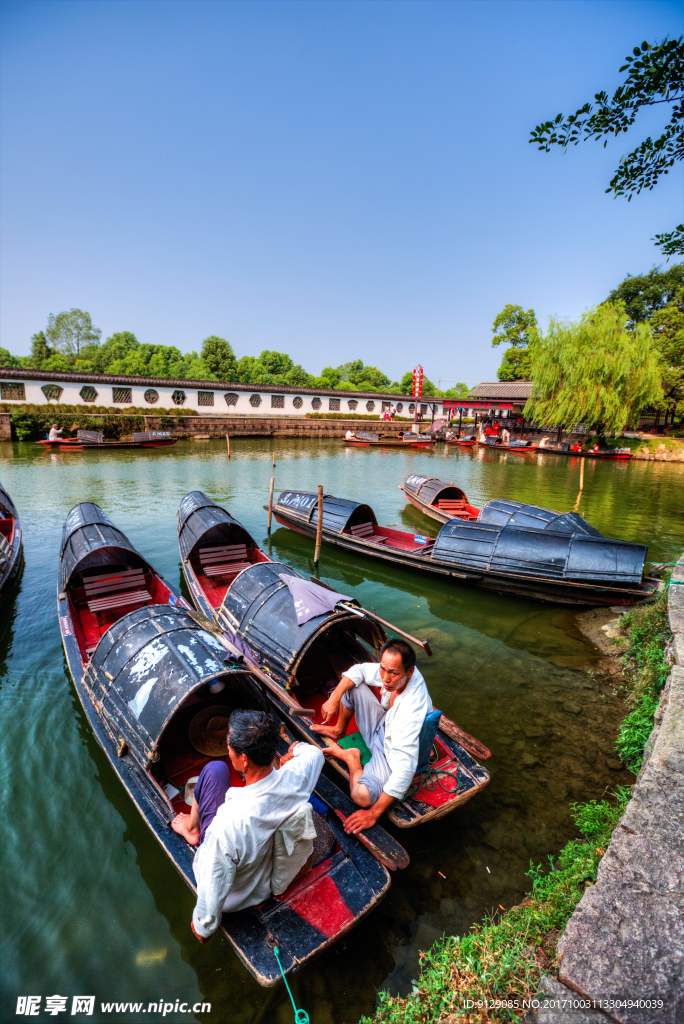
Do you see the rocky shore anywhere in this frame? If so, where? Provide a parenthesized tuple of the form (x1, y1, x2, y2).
(533, 555, 684, 1024)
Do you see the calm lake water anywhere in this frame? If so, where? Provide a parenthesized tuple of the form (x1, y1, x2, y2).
(1, 438, 682, 1024)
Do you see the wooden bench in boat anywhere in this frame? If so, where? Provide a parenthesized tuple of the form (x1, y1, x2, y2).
(350, 523, 386, 544)
(84, 569, 151, 614)
(436, 499, 476, 520)
(198, 544, 252, 577)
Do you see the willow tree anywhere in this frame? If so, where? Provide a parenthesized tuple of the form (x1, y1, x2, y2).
(525, 305, 663, 441)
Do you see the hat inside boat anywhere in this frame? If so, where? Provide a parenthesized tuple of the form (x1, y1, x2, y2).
(188, 705, 232, 757)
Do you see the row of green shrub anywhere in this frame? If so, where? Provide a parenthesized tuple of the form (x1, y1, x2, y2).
(2, 404, 196, 441)
(365, 580, 674, 1024)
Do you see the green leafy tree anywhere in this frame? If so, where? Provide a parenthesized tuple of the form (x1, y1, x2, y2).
(605, 264, 684, 325)
(286, 365, 315, 387)
(491, 304, 537, 381)
(320, 366, 342, 388)
(0, 347, 21, 367)
(443, 383, 470, 399)
(46, 309, 102, 356)
(236, 355, 256, 382)
(99, 331, 140, 371)
(649, 284, 684, 418)
(530, 37, 684, 256)
(201, 336, 238, 380)
(183, 353, 216, 381)
(30, 331, 54, 368)
(525, 304, 663, 441)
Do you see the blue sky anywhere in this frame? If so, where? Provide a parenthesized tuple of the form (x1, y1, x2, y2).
(1, 0, 681, 386)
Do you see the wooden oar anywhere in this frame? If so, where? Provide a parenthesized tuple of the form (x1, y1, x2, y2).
(337, 602, 433, 656)
(438, 714, 491, 761)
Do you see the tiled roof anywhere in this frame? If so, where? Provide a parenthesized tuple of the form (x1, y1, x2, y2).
(0, 367, 432, 404)
(468, 381, 533, 400)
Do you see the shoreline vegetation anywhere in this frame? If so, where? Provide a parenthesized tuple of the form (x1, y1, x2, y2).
(364, 578, 674, 1024)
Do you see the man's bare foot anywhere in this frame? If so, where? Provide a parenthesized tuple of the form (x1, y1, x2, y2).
(322, 741, 362, 772)
(311, 721, 344, 740)
(172, 813, 200, 845)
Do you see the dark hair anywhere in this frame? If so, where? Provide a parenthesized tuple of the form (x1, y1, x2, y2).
(379, 639, 416, 671)
(228, 709, 280, 766)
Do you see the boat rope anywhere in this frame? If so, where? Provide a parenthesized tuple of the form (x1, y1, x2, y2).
(405, 746, 463, 800)
(273, 947, 309, 1024)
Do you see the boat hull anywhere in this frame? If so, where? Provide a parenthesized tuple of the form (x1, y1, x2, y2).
(272, 509, 657, 607)
(38, 439, 176, 450)
(344, 439, 435, 449)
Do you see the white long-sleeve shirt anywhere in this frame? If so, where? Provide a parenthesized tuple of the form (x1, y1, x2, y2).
(344, 662, 433, 800)
(192, 743, 324, 938)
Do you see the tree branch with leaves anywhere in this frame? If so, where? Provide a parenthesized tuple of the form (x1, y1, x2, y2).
(530, 37, 683, 256)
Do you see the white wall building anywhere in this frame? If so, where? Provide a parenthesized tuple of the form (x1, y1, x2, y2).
(0, 368, 444, 419)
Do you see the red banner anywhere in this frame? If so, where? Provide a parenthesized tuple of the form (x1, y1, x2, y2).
(412, 365, 424, 398)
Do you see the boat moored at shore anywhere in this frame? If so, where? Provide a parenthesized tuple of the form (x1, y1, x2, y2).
(271, 489, 658, 607)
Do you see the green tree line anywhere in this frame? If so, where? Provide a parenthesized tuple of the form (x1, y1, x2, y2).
(0, 309, 469, 400)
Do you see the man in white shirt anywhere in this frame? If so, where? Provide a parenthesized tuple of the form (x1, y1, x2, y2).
(500, 427, 510, 444)
(172, 709, 324, 942)
(345, 429, 357, 440)
(312, 640, 432, 835)
(48, 424, 64, 441)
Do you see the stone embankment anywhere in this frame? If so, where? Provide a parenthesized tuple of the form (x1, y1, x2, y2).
(534, 555, 684, 1023)
(631, 444, 684, 462)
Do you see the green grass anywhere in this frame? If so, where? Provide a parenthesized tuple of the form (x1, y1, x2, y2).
(614, 579, 672, 773)
(365, 793, 629, 1024)
(363, 580, 676, 1024)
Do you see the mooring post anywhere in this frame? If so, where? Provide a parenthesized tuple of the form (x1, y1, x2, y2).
(314, 485, 323, 564)
(225, 434, 230, 457)
(272, 450, 276, 469)
(573, 457, 585, 512)
(268, 475, 275, 533)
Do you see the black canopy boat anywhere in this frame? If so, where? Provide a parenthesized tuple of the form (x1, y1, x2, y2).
(177, 490, 271, 620)
(38, 429, 176, 450)
(0, 482, 22, 593)
(58, 503, 402, 986)
(178, 491, 491, 829)
(401, 474, 480, 525)
(271, 490, 658, 607)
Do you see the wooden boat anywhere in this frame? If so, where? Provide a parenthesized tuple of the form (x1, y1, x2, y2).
(478, 437, 538, 453)
(344, 431, 435, 449)
(58, 502, 399, 986)
(271, 489, 659, 607)
(38, 429, 176, 450)
(445, 434, 477, 447)
(401, 474, 480, 525)
(0, 483, 22, 592)
(178, 491, 490, 828)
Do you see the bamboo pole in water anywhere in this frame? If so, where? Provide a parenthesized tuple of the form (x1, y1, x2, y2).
(225, 434, 230, 457)
(314, 485, 323, 564)
(267, 475, 275, 533)
(573, 457, 584, 512)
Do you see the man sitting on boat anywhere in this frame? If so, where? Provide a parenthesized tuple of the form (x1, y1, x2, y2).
(48, 424, 64, 441)
(172, 709, 324, 942)
(345, 429, 357, 440)
(311, 639, 432, 835)
(500, 426, 510, 444)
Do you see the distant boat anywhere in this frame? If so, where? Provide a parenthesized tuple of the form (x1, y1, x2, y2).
(38, 429, 176, 450)
(0, 483, 22, 592)
(344, 431, 435, 449)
